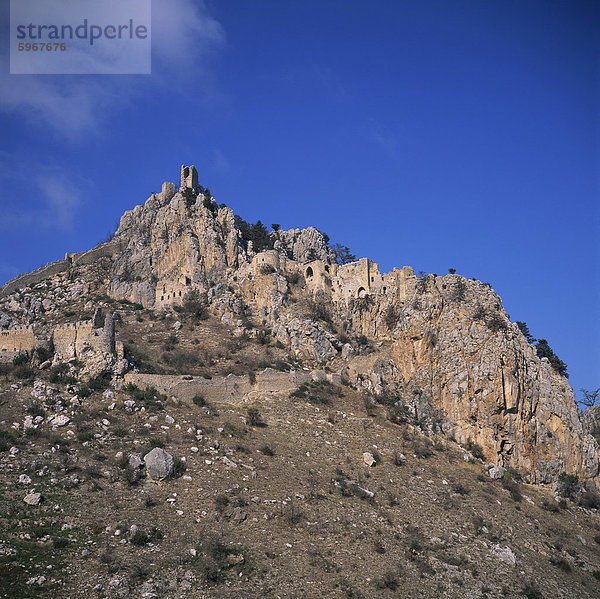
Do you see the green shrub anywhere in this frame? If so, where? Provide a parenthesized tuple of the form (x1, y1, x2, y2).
(52, 537, 69, 549)
(13, 353, 28, 366)
(466, 439, 485, 461)
(192, 394, 206, 407)
(130, 530, 150, 546)
(260, 445, 274, 456)
(522, 583, 544, 599)
(556, 472, 579, 500)
(502, 472, 522, 502)
(77, 430, 94, 443)
(486, 313, 508, 333)
(27, 403, 45, 417)
(246, 407, 264, 427)
(536, 338, 568, 377)
(376, 571, 399, 591)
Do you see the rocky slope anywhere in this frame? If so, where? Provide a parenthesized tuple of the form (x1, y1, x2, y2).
(0, 164, 597, 489)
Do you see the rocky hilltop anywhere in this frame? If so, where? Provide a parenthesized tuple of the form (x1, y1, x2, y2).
(0, 165, 597, 487)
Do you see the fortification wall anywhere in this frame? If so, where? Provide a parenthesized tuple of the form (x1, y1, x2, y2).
(124, 368, 341, 404)
(0, 239, 123, 298)
(0, 326, 37, 361)
(70, 239, 124, 268)
(0, 260, 69, 298)
(52, 319, 115, 360)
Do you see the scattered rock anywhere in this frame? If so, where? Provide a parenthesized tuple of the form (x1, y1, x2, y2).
(24, 492, 42, 506)
(493, 544, 516, 566)
(49, 414, 70, 427)
(363, 452, 376, 467)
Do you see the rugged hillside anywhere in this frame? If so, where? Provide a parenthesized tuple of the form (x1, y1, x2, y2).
(0, 163, 599, 597)
(0, 164, 597, 488)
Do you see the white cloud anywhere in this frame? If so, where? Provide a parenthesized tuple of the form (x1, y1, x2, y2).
(38, 174, 82, 229)
(0, 166, 85, 231)
(212, 148, 231, 174)
(0, 0, 225, 138)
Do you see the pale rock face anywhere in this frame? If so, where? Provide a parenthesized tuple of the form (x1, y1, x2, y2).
(582, 405, 600, 446)
(275, 227, 336, 264)
(1, 167, 596, 487)
(272, 316, 339, 364)
(339, 274, 599, 485)
(109, 192, 248, 308)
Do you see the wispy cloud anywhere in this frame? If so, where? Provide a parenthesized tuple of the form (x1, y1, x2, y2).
(0, 0, 225, 139)
(0, 165, 85, 232)
(363, 118, 398, 156)
(212, 148, 231, 174)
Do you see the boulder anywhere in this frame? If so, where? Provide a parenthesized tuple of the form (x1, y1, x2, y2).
(24, 492, 42, 506)
(492, 544, 516, 567)
(488, 465, 506, 480)
(363, 452, 376, 467)
(144, 448, 174, 480)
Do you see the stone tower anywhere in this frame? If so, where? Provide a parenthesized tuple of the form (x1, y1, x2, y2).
(180, 165, 198, 191)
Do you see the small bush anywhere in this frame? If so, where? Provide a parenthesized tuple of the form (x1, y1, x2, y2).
(192, 394, 206, 407)
(52, 537, 69, 549)
(260, 445, 274, 456)
(502, 472, 522, 502)
(486, 313, 508, 333)
(452, 482, 470, 495)
(522, 583, 544, 599)
(215, 494, 230, 513)
(556, 472, 580, 500)
(27, 403, 45, 417)
(466, 439, 485, 461)
(130, 530, 150, 546)
(77, 430, 94, 443)
(246, 408, 265, 427)
(376, 571, 399, 591)
(13, 353, 28, 366)
(541, 498, 560, 513)
(549, 556, 571, 572)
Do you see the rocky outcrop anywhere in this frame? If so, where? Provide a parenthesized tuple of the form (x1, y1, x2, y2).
(274, 227, 336, 264)
(109, 188, 249, 308)
(341, 274, 598, 484)
(583, 405, 600, 446)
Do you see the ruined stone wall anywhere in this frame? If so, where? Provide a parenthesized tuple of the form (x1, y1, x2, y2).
(124, 368, 341, 404)
(0, 239, 124, 298)
(70, 239, 124, 268)
(0, 326, 36, 361)
(52, 319, 115, 360)
(0, 260, 69, 298)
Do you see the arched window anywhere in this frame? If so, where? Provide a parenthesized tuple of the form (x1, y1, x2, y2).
(357, 287, 367, 298)
(324, 265, 330, 273)
(306, 267, 314, 279)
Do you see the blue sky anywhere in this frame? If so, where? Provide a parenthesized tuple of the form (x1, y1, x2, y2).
(0, 0, 598, 400)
